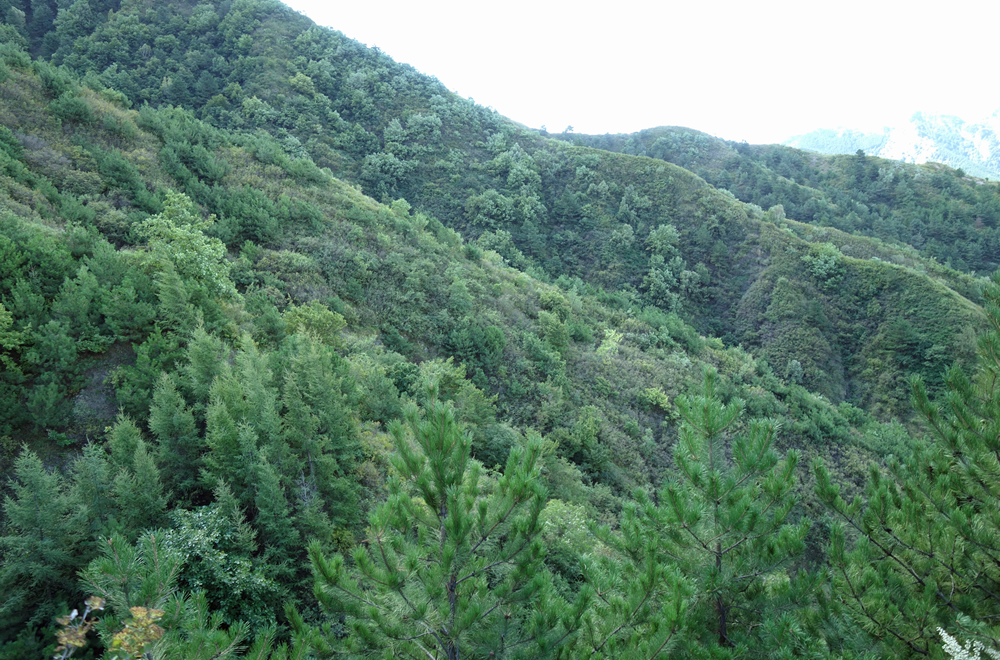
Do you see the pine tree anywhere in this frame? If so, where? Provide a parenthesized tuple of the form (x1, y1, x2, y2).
(309, 388, 581, 659)
(82, 532, 307, 660)
(656, 368, 809, 656)
(815, 271, 1000, 656)
(81, 532, 181, 622)
(573, 488, 690, 659)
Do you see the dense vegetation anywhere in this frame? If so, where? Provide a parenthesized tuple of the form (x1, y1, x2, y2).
(559, 126, 1000, 277)
(0, 1, 997, 658)
(5, 0, 987, 409)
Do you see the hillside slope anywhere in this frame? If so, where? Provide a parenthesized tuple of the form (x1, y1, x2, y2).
(0, 0, 986, 416)
(1, 4, 998, 658)
(0, 44, 923, 654)
(559, 126, 1000, 276)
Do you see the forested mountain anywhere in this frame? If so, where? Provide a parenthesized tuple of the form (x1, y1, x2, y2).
(784, 111, 1000, 182)
(3, 0, 987, 411)
(558, 126, 1000, 277)
(0, 1, 998, 658)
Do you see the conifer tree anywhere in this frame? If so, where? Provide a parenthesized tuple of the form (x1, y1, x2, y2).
(656, 369, 809, 656)
(82, 532, 307, 660)
(148, 372, 202, 499)
(71, 443, 116, 542)
(574, 488, 690, 659)
(252, 449, 300, 583)
(253, 450, 298, 551)
(278, 332, 359, 527)
(309, 387, 582, 659)
(183, 325, 229, 417)
(815, 271, 1000, 656)
(82, 532, 181, 624)
(108, 416, 168, 538)
(202, 399, 255, 497)
(155, 265, 201, 337)
(202, 336, 286, 504)
(0, 448, 88, 630)
(228, 336, 283, 449)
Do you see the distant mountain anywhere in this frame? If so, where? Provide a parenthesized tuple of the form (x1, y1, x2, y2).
(785, 111, 1000, 180)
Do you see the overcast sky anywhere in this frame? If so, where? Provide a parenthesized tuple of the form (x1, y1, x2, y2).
(281, 0, 1000, 145)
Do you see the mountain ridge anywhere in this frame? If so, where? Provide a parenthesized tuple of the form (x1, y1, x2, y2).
(784, 109, 1000, 180)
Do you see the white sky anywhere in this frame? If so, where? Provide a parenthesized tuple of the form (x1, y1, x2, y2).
(281, 0, 1000, 145)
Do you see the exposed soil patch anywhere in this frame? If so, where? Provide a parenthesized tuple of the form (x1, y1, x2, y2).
(68, 341, 136, 442)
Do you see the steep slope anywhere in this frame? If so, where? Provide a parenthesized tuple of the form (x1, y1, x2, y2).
(0, 47, 918, 654)
(3, 7, 999, 659)
(3, 0, 986, 416)
(0, 41, 888, 497)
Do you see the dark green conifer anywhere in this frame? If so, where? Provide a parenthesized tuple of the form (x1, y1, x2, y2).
(183, 325, 228, 415)
(0, 448, 87, 629)
(658, 368, 809, 656)
(71, 443, 116, 542)
(309, 387, 581, 658)
(155, 265, 201, 337)
(279, 333, 359, 527)
(816, 271, 1000, 656)
(148, 372, 202, 499)
(111, 433, 168, 538)
(252, 449, 300, 582)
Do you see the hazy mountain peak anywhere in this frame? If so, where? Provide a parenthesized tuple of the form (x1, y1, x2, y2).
(785, 109, 1000, 179)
